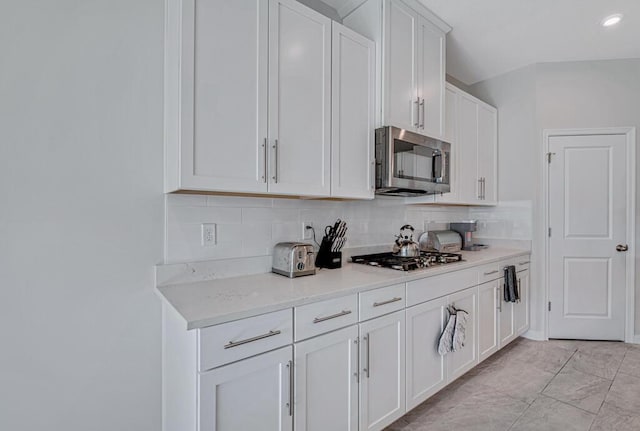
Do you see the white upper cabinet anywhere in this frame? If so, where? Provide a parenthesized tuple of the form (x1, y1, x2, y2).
(167, 0, 377, 198)
(165, 0, 269, 194)
(267, 0, 331, 197)
(331, 23, 376, 199)
(433, 84, 497, 206)
(417, 16, 445, 138)
(344, 0, 450, 137)
(384, 0, 419, 132)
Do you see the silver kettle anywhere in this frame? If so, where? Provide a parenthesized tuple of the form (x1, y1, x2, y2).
(393, 224, 421, 257)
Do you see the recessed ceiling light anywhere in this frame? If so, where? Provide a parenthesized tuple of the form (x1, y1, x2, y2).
(602, 14, 623, 27)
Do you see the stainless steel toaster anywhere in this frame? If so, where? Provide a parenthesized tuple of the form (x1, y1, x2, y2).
(424, 230, 462, 253)
(272, 242, 317, 278)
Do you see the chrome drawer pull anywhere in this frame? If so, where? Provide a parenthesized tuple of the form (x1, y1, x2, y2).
(518, 261, 530, 265)
(313, 310, 352, 324)
(373, 297, 402, 307)
(484, 270, 499, 275)
(224, 330, 282, 349)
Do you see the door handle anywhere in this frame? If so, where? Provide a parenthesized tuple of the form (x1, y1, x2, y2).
(616, 244, 629, 252)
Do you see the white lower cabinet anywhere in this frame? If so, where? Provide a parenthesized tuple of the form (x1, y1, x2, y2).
(498, 280, 516, 347)
(446, 287, 478, 382)
(405, 296, 448, 410)
(514, 269, 530, 335)
(359, 310, 406, 431)
(294, 325, 359, 431)
(199, 346, 293, 431)
(477, 280, 499, 362)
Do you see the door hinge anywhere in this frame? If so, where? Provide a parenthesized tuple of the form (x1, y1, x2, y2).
(547, 152, 556, 163)
(548, 301, 551, 311)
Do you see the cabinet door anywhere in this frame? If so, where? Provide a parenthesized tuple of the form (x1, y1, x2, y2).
(405, 297, 447, 411)
(417, 16, 445, 139)
(456, 93, 480, 204)
(384, 0, 419, 131)
(477, 281, 499, 362)
(360, 310, 406, 431)
(498, 281, 516, 347)
(294, 326, 358, 431)
(514, 270, 530, 335)
(447, 287, 478, 382)
(436, 85, 459, 203)
(199, 346, 292, 431)
(268, 0, 331, 197)
(331, 23, 375, 199)
(176, 0, 268, 193)
(477, 104, 497, 204)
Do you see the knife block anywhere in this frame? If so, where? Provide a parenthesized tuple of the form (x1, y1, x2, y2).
(315, 236, 342, 269)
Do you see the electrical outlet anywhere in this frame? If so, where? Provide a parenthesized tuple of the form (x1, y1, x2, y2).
(201, 223, 217, 246)
(302, 222, 314, 240)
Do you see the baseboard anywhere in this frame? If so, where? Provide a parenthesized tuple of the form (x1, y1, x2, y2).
(521, 329, 546, 341)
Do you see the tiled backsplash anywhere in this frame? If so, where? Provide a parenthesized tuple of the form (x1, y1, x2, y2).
(164, 194, 473, 264)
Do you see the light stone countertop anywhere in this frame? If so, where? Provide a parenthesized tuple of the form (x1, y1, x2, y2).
(157, 247, 530, 330)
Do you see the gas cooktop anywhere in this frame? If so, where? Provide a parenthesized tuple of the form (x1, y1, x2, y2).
(351, 251, 463, 271)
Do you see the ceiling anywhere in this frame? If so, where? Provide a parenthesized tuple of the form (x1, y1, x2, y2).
(326, 0, 640, 85)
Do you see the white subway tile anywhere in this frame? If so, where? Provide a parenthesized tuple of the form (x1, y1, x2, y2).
(168, 206, 242, 224)
(207, 195, 272, 208)
(166, 194, 207, 207)
(242, 207, 300, 223)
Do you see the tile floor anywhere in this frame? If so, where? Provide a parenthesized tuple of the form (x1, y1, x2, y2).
(386, 338, 640, 431)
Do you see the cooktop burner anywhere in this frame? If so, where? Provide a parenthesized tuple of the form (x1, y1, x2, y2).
(351, 251, 463, 271)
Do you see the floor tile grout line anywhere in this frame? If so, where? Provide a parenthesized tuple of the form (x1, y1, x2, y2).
(539, 392, 600, 416)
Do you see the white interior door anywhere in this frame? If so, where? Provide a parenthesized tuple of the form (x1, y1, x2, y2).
(548, 133, 628, 340)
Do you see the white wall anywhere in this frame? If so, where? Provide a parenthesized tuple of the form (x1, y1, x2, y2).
(0, 1, 164, 430)
(470, 58, 640, 338)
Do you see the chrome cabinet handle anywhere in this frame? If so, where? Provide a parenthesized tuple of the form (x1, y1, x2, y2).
(517, 278, 521, 301)
(497, 285, 502, 312)
(272, 139, 279, 183)
(371, 159, 376, 190)
(478, 178, 482, 199)
(419, 98, 425, 129)
(414, 98, 420, 128)
(518, 261, 530, 265)
(373, 297, 402, 307)
(286, 360, 293, 417)
(224, 330, 282, 349)
(313, 310, 352, 324)
(364, 334, 370, 378)
(616, 244, 629, 252)
(484, 270, 499, 275)
(262, 138, 268, 183)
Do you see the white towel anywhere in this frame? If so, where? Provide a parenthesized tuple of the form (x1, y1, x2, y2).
(452, 310, 469, 352)
(438, 313, 457, 356)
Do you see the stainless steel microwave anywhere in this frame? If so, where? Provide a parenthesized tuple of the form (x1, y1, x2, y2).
(375, 126, 451, 196)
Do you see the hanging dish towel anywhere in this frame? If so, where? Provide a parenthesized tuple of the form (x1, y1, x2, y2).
(452, 308, 469, 352)
(438, 312, 457, 356)
(504, 265, 519, 303)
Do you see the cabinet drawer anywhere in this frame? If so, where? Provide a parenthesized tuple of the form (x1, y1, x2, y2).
(513, 256, 531, 272)
(359, 283, 405, 321)
(406, 269, 477, 307)
(295, 294, 358, 341)
(199, 309, 293, 371)
(477, 262, 503, 284)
